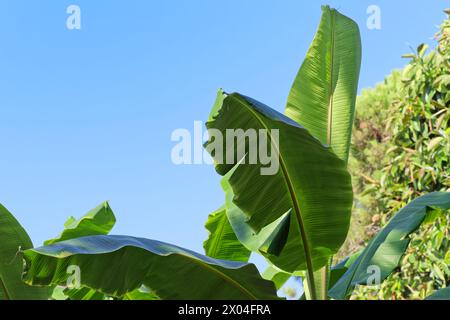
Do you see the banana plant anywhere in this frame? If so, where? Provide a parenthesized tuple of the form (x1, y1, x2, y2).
(202, 5, 450, 300)
(1, 5, 449, 300)
(204, 5, 360, 300)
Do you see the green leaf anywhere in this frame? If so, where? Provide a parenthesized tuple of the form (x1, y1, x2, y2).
(285, 5, 361, 164)
(205, 92, 353, 275)
(123, 287, 160, 300)
(285, 5, 360, 299)
(262, 266, 291, 290)
(417, 43, 429, 57)
(425, 286, 450, 300)
(402, 53, 416, 59)
(23, 235, 279, 300)
(0, 204, 49, 300)
(65, 287, 105, 300)
(329, 251, 361, 290)
(203, 206, 250, 262)
(44, 202, 117, 300)
(44, 202, 116, 245)
(427, 137, 444, 151)
(433, 75, 450, 87)
(329, 192, 450, 300)
(50, 286, 68, 300)
(432, 264, 446, 282)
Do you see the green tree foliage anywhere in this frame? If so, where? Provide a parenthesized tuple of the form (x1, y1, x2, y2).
(348, 11, 450, 299)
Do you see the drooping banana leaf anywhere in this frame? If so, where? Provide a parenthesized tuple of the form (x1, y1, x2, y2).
(203, 206, 250, 262)
(285, 5, 361, 164)
(329, 192, 450, 300)
(203, 90, 251, 263)
(44, 202, 116, 245)
(205, 93, 353, 282)
(425, 286, 450, 300)
(23, 235, 279, 300)
(0, 204, 49, 300)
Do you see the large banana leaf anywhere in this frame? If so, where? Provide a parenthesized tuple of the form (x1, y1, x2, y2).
(286, 5, 360, 298)
(45, 202, 116, 245)
(425, 286, 450, 300)
(23, 235, 279, 300)
(285, 5, 361, 163)
(0, 204, 49, 300)
(205, 92, 353, 277)
(203, 206, 250, 262)
(329, 192, 450, 300)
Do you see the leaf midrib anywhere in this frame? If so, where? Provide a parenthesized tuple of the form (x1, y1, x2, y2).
(0, 277, 11, 300)
(320, 9, 337, 299)
(327, 9, 336, 147)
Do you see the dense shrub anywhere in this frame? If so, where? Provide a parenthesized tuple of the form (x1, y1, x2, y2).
(346, 11, 450, 299)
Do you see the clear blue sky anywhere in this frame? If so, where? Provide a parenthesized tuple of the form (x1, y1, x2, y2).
(0, 1, 447, 258)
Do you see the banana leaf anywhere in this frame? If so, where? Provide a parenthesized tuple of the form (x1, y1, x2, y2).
(45, 202, 115, 245)
(0, 204, 49, 299)
(23, 235, 279, 300)
(329, 192, 450, 299)
(425, 286, 450, 300)
(285, 5, 361, 164)
(205, 92, 353, 274)
(203, 206, 250, 262)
